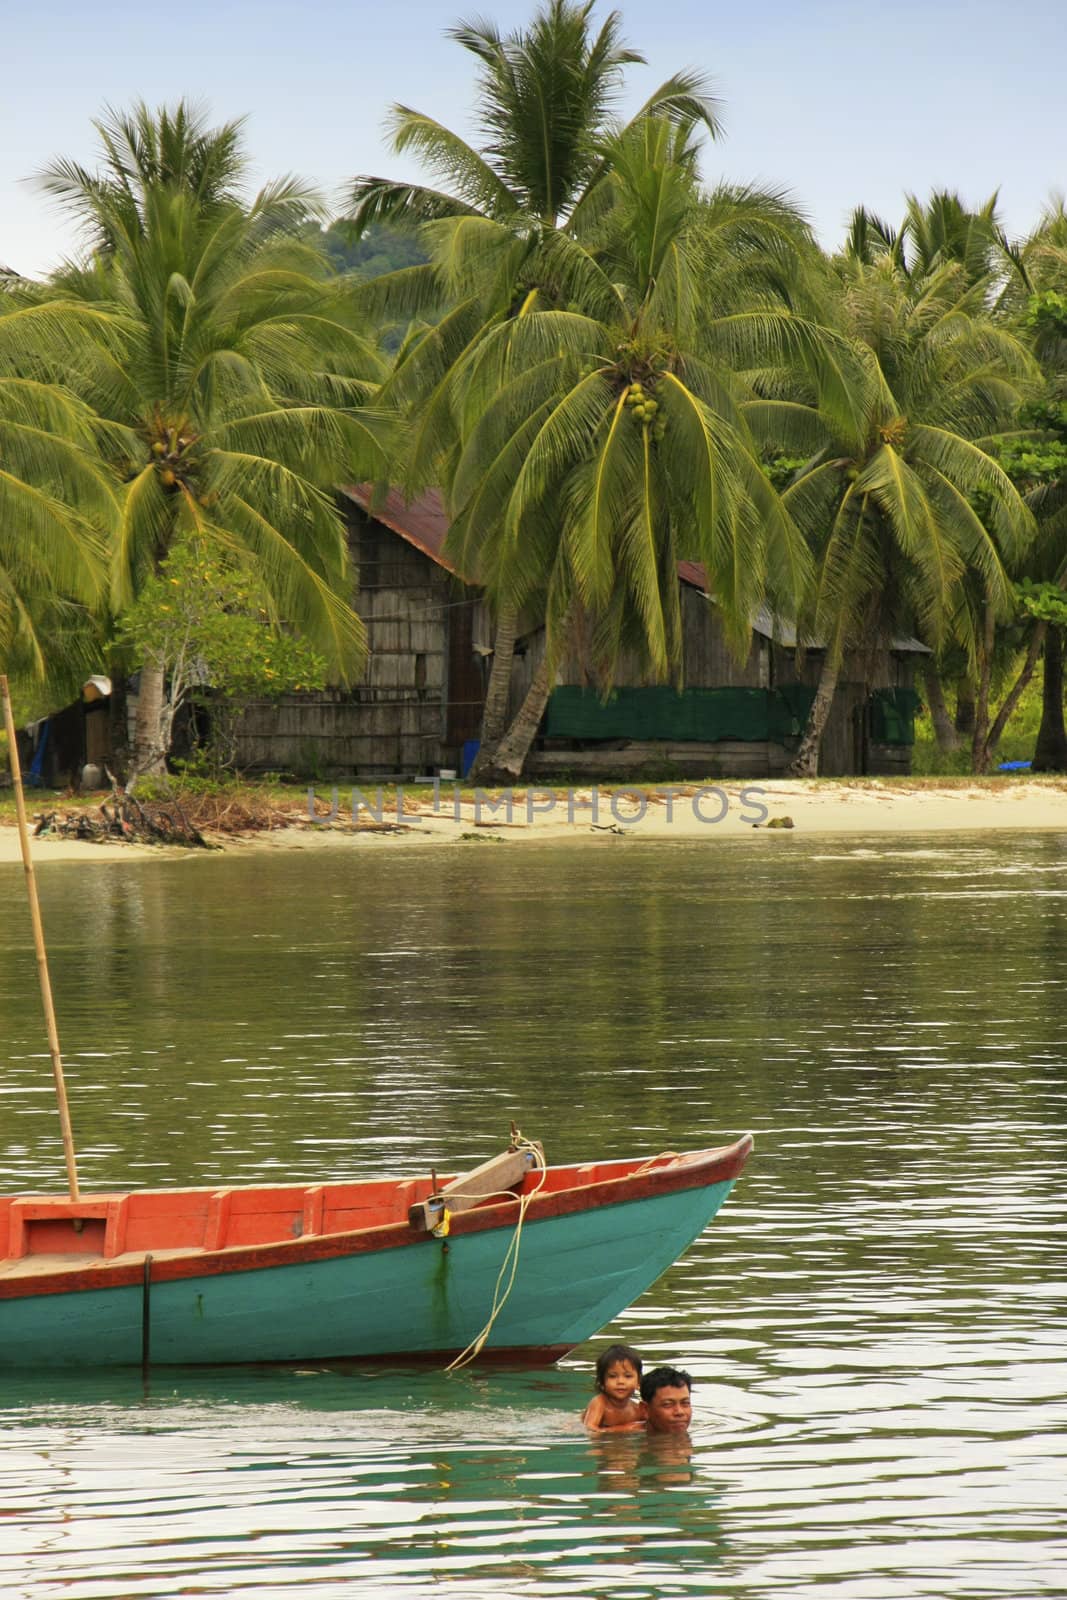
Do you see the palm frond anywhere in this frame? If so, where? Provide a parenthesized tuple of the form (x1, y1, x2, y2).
(344, 179, 482, 235)
(222, 492, 366, 680)
(564, 387, 637, 607)
(386, 108, 520, 218)
(813, 492, 885, 659)
(857, 444, 962, 632)
(741, 398, 837, 459)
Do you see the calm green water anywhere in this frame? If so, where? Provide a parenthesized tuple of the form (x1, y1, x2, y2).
(1, 834, 1066, 1598)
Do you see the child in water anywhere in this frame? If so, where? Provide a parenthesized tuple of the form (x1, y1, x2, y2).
(581, 1343, 648, 1430)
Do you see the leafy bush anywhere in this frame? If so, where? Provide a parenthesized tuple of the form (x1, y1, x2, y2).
(117, 539, 327, 774)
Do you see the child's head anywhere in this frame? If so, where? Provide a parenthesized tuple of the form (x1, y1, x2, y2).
(595, 1342, 643, 1396)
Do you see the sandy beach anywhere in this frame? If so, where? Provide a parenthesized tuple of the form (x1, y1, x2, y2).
(5, 778, 1063, 862)
(265, 778, 1067, 847)
(0, 831, 169, 864)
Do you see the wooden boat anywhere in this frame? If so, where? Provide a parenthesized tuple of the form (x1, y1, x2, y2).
(0, 1137, 752, 1368)
(0, 676, 753, 1372)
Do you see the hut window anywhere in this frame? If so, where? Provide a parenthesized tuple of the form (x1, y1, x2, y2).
(415, 653, 427, 691)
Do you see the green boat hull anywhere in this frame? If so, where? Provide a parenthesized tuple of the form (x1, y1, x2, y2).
(0, 1178, 737, 1368)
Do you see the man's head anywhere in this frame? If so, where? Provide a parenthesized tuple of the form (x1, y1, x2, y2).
(640, 1366, 693, 1433)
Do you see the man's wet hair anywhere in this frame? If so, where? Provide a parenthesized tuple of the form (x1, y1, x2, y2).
(640, 1365, 692, 1403)
(594, 1343, 643, 1391)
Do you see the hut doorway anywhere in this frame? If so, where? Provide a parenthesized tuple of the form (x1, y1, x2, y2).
(446, 597, 486, 749)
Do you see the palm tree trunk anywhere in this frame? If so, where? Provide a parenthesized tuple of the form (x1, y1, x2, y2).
(974, 616, 1045, 775)
(971, 601, 996, 774)
(922, 662, 960, 753)
(106, 672, 130, 783)
(483, 655, 552, 780)
(1033, 625, 1067, 772)
(788, 654, 840, 778)
(954, 680, 976, 736)
(130, 663, 169, 781)
(470, 602, 519, 778)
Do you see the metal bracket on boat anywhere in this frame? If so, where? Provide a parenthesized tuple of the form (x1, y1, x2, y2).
(431, 1208, 451, 1239)
(408, 1147, 540, 1234)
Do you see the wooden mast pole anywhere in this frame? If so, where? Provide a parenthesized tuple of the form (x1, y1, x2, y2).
(1, 674, 80, 1200)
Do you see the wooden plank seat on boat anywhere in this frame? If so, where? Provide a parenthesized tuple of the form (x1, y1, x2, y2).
(0, 1245, 196, 1279)
(407, 1147, 539, 1233)
(3, 1196, 131, 1260)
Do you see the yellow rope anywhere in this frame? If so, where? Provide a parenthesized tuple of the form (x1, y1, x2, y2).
(445, 1133, 547, 1372)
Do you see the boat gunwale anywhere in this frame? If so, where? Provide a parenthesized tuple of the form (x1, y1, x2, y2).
(0, 1135, 752, 1301)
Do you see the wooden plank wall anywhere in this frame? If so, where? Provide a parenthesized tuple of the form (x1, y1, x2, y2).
(526, 740, 795, 778)
(771, 644, 917, 777)
(679, 588, 769, 690)
(234, 512, 456, 776)
(231, 515, 919, 780)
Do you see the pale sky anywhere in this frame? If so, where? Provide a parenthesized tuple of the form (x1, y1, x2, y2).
(2, 0, 1064, 277)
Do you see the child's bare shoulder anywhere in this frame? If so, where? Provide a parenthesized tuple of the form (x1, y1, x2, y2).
(581, 1395, 608, 1427)
(591, 1398, 646, 1431)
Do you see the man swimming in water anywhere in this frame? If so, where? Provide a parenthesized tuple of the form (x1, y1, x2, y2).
(640, 1366, 693, 1434)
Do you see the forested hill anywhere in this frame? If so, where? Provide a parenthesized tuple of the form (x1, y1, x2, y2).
(316, 223, 428, 278)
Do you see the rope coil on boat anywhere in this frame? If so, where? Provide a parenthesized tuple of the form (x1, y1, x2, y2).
(445, 1131, 547, 1372)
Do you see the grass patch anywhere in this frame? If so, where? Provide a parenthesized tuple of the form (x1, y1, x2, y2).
(911, 676, 1043, 777)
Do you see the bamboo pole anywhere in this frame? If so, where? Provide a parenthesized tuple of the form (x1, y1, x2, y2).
(1, 674, 80, 1200)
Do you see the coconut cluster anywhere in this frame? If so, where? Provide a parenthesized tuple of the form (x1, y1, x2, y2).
(626, 382, 666, 441)
(149, 425, 199, 492)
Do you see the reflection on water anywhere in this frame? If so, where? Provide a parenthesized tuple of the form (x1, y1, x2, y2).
(1, 1367, 724, 1597)
(2, 834, 1066, 1596)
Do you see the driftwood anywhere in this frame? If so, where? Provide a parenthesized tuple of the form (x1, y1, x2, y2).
(33, 789, 212, 849)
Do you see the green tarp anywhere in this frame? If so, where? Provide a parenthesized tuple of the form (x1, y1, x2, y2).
(868, 687, 922, 745)
(776, 682, 819, 731)
(544, 686, 816, 744)
(544, 683, 920, 746)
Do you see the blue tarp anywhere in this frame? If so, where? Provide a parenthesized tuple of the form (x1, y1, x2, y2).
(27, 721, 49, 786)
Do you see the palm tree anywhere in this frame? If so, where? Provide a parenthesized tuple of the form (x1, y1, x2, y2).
(346, 0, 720, 768)
(1001, 208, 1067, 771)
(745, 253, 1036, 775)
(844, 190, 1032, 757)
(38, 101, 248, 251)
(36, 102, 389, 774)
(845, 189, 1016, 285)
(348, 0, 719, 234)
(0, 275, 117, 689)
(438, 119, 832, 777)
(903, 190, 1020, 287)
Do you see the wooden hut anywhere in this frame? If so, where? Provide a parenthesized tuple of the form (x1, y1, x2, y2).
(234, 487, 487, 777)
(232, 489, 927, 779)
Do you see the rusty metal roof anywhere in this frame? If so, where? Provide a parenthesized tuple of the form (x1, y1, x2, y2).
(341, 484, 457, 575)
(677, 559, 708, 593)
(680, 563, 928, 651)
(344, 487, 711, 598)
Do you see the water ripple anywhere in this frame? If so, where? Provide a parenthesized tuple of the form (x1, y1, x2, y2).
(2, 836, 1066, 1597)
